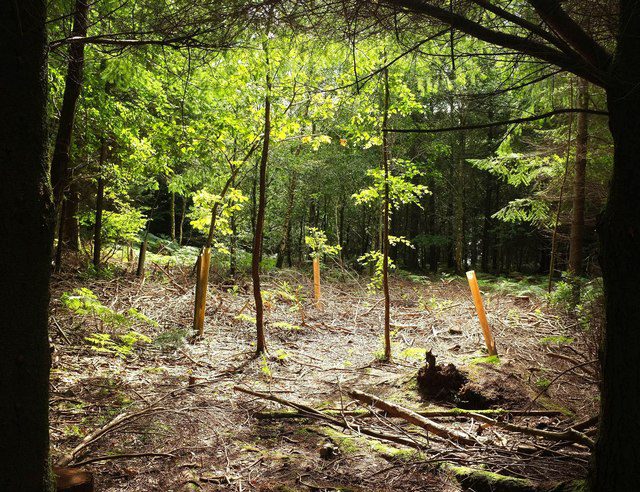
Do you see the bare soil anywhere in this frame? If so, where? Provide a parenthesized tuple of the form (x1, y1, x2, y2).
(49, 263, 598, 491)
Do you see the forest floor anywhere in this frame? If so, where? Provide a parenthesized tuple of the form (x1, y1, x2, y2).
(48, 258, 599, 491)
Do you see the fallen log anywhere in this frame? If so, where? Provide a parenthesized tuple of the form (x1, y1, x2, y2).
(347, 389, 477, 446)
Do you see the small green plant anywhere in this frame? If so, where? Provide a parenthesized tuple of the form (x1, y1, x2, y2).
(153, 328, 188, 350)
(235, 313, 256, 324)
(536, 377, 552, 392)
(85, 330, 151, 358)
(61, 288, 157, 328)
(275, 349, 289, 361)
(358, 236, 412, 291)
(305, 227, 341, 259)
(272, 321, 302, 331)
(259, 353, 272, 378)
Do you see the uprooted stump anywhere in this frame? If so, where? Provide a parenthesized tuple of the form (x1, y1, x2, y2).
(417, 350, 467, 400)
(457, 364, 532, 410)
(417, 351, 533, 410)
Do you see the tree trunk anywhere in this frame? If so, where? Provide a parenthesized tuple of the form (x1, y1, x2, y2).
(230, 210, 237, 275)
(50, 0, 90, 208)
(481, 175, 492, 272)
(252, 54, 271, 355)
(568, 78, 589, 276)
(170, 191, 176, 241)
(93, 141, 106, 270)
(0, 1, 53, 489)
(63, 185, 80, 251)
(179, 195, 186, 245)
(54, 199, 67, 272)
(454, 130, 466, 274)
(381, 68, 392, 361)
(276, 171, 297, 268)
(591, 4, 640, 488)
(136, 238, 147, 277)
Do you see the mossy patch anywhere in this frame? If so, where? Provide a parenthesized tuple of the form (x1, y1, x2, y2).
(444, 464, 536, 492)
(320, 427, 420, 461)
(539, 336, 574, 346)
(468, 355, 501, 366)
(400, 347, 427, 360)
(545, 479, 587, 492)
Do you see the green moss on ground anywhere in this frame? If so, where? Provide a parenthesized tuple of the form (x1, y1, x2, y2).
(444, 464, 536, 492)
(320, 427, 421, 461)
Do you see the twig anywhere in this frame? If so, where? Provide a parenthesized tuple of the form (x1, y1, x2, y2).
(71, 452, 175, 467)
(51, 316, 72, 345)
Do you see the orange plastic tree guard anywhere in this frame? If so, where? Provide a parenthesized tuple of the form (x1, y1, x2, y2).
(313, 257, 321, 307)
(194, 247, 211, 336)
(466, 270, 497, 356)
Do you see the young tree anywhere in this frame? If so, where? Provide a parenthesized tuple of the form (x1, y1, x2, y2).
(0, 1, 53, 489)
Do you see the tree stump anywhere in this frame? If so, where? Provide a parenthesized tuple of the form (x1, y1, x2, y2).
(416, 350, 466, 400)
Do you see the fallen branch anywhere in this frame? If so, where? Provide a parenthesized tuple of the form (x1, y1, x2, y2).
(152, 262, 188, 293)
(468, 412, 595, 449)
(71, 452, 175, 467)
(347, 389, 477, 446)
(233, 386, 423, 448)
(254, 408, 563, 420)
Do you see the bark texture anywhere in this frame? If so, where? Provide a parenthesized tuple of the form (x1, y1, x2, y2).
(591, 2, 640, 488)
(0, 1, 53, 489)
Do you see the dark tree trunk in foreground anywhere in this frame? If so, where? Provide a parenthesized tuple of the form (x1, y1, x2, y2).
(568, 78, 589, 276)
(50, 0, 90, 207)
(0, 1, 53, 489)
(591, 4, 640, 488)
(252, 59, 271, 355)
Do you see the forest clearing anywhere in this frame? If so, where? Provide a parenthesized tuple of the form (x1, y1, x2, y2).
(3, 0, 639, 491)
(48, 253, 598, 491)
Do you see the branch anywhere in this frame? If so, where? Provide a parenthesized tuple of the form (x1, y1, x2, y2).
(49, 34, 234, 50)
(386, 0, 608, 87)
(384, 107, 608, 134)
(348, 389, 478, 445)
(527, 0, 611, 70)
(468, 411, 595, 449)
(470, 0, 575, 56)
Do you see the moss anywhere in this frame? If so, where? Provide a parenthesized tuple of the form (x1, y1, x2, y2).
(321, 427, 361, 454)
(539, 336, 574, 346)
(444, 464, 536, 492)
(545, 479, 587, 492)
(368, 440, 420, 461)
(320, 427, 420, 461)
(468, 355, 501, 365)
(399, 347, 427, 360)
